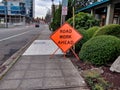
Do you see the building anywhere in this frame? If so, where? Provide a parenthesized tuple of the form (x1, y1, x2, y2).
(24, 0, 35, 23)
(0, 0, 26, 27)
(0, 0, 35, 27)
(77, 0, 120, 26)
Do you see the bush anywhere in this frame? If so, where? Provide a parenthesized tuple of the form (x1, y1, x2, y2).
(86, 26, 99, 39)
(79, 35, 120, 66)
(67, 12, 99, 30)
(75, 27, 99, 53)
(94, 24, 120, 38)
(50, 20, 60, 31)
(75, 29, 89, 53)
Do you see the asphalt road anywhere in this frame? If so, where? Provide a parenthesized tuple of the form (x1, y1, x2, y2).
(0, 24, 45, 65)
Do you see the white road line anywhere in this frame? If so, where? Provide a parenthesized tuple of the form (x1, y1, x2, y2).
(0, 30, 31, 42)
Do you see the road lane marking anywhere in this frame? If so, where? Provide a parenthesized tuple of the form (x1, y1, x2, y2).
(0, 31, 31, 42)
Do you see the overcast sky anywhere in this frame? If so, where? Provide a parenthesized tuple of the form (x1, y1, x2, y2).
(0, 0, 61, 18)
(35, 0, 61, 18)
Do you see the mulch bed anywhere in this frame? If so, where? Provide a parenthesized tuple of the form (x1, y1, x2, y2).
(69, 56, 120, 89)
(101, 67, 120, 89)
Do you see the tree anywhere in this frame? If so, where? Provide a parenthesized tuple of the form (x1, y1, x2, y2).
(50, 4, 62, 31)
(65, 0, 73, 21)
(50, 0, 99, 31)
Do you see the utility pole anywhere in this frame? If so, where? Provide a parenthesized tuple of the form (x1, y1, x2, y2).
(73, 0, 75, 28)
(5, 0, 8, 28)
(71, 0, 75, 51)
(71, 0, 75, 28)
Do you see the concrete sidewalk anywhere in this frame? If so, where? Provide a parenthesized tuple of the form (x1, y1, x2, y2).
(0, 25, 89, 90)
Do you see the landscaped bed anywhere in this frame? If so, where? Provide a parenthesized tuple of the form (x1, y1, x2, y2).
(69, 56, 120, 90)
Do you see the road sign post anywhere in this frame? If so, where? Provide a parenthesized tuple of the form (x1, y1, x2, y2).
(50, 23, 83, 60)
(61, 0, 68, 25)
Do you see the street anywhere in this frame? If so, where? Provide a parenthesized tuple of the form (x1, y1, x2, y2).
(0, 24, 43, 65)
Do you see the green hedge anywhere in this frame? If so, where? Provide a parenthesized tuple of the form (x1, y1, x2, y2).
(75, 29, 89, 53)
(94, 24, 120, 38)
(86, 26, 99, 39)
(79, 35, 120, 66)
(75, 27, 99, 53)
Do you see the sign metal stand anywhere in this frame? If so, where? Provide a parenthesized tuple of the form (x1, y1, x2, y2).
(50, 23, 83, 60)
(50, 47, 80, 60)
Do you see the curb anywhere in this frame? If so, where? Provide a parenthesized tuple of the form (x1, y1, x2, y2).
(0, 34, 40, 80)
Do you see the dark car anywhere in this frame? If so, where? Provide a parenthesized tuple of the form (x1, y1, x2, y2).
(35, 23, 39, 27)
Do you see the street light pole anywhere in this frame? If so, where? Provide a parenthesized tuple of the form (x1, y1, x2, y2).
(51, 0, 54, 22)
(51, 0, 54, 4)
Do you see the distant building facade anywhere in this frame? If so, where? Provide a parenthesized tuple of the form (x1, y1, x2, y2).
(77, 0, 120, 26)
(24, 0, 35, 23)
(24, 0, 35, 18)
(0, 0, 34, 27)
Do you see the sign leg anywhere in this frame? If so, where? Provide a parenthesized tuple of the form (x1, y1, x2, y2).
(50, 48, 59, 59)
(64, 53, 66, 59)
(70, 48, 80, 60)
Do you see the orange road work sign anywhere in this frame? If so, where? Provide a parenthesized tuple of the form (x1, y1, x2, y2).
(50, 23, 83, 53)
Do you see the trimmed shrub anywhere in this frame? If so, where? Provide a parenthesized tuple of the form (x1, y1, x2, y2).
(94, 24, 120, 38)
(86, 26, 99, 39)
(67, 12, 99, 30)
(75, 29, 89, 53)
(75, 27, 99, 53)
(79, 35, 120, 66)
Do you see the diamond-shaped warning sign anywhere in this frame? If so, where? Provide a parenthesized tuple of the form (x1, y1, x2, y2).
(50, 23, 83, 53)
